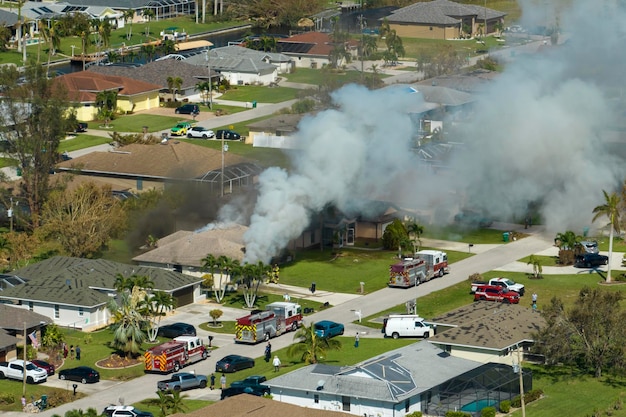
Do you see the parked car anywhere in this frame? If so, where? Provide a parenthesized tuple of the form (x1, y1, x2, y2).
(58, 366, 100, 383)
(31, 359, 55, 376)
(157, 322, 196, 338)
(580, 241, 599, 254)
(215, 355, 255, 373)
(473, 285, 520, 304)
(215, 129, 241, 140)
(157, 372, 208, 391)
(74, 122, 88, 133)
(575, 253, 609, 268)
(103, 405, 154, 417)
(454, 209, 493, 228)
(175, 104, 199, 115)
(314, 320, 345, 338)
(170, 122, 192, 136)
(0, 360, 48, 383)
(187, 126, 215, 139)
(221, 378, 270, 399)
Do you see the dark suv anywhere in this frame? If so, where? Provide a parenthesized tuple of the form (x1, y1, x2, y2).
(575, 253, 609, 268)
(175, 104, 200, 115)
(215, 129, 241, 140)
(157, 322, 196, 338)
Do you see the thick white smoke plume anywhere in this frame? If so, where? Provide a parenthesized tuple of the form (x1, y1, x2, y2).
(221, 0, 626, 263)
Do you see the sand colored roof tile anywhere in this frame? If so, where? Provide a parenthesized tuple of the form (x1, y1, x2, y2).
(54, 71, 162, 103)
(279, 31, 335, 56)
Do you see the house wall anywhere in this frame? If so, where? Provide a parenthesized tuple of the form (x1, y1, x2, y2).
(10, 302, 111, 332)
(289, 55, 331, 69)
(120, 92, 160, 113)
(434, 343, 511, 364)
(274, 388, 423, 417)
(390, 23, 461, 40)
(251, 133, 298, 149)
(220, 70, 277, 86)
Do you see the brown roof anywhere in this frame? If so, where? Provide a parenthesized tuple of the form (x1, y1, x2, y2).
(56, 141, 252, 180)
(54, 71, 162, 103)
(429, 301, 546, 351)
(171, 394, 352, 417)
(133, 224, 248, 266)
(89, 60, 210, 90)
(279, 32, 334, 56)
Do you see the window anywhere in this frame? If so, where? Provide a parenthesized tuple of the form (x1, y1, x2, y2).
(28, 302, 33, 311)
(54, 305, 60, 319)
(78, 307, 84, 316)
(342, 396, 351, 412)
(314, 394, 319, 404)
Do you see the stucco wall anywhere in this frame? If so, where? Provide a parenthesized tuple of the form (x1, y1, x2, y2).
(391, 23, 461, 40)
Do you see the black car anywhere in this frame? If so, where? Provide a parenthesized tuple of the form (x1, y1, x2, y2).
(157, 322, 196, 338)
(175, 104, 200, 115)
(75, 122, 88, 133)
(575, 253, 609, 268)
(58, 366, 100, 384)
(220, 384, 269, 399)
(454, 209, 493, 228)
(215, 355, 255, 373)
(215, 129, 241, 140)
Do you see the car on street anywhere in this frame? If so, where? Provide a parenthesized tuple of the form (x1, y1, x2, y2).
(58, 366, 100, 383)
(103, 405, 154, 417)
(31, 359, 55, 376)
(215, 129, 241, 140)
(314, 320, 345, 338)
(187, 126, 215, 139)
(175, 104, 199, 115)
(157, 322, 196, 338)
(580, 241, 599, 254)
(575, 253, 609, 268)
(215, 355, 255, 373)
(170, 122, 192, 136)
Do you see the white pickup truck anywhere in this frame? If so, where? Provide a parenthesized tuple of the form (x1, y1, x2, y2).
(470, 278, 525, 296)
(0, 359, 48, 384)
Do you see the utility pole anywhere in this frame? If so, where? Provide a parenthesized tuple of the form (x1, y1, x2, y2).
(23, 321, 27, 396)
(516, 344, 526, 417)
(359, 0, 364, 81)
(8, 197, 17, 233)
(220, 139, 228, 197)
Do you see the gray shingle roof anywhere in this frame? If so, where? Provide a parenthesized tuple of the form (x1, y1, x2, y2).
(182, 46, 284, 74)
(0, 304, 53, 330)
(408, 84, 476, 106)
(428, 301, 546, 350)
(0, 9, 18, 26)
(0, 257, 201, 308)
(265, 342, 482, 402)
(0, 330, 17, 350)
(386, 0, 505, 25)
(246, 114, 304, 133)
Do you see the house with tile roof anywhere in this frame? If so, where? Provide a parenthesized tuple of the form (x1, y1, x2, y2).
(428, 301, 546, 364)
(276, 32, 357, 69)
(0, 304, 52, 361)
(172, 394, 353, 417)
(54, 141, 262, 194)
(53, 71, 162, 121)
(0, 257, 202, 331)
(384, 0, 506, 40)
(265, 341, 530, 417)
(246, 114, 305, 148)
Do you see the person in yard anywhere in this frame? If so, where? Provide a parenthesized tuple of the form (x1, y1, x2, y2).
(220, 374, 226, 389)
(210, 373, 216, 390)
(272, 355, 281, 372)
(532, 293, 538, 306)
(354, 332, 360, 348)
(75, 345, 81, 360)
(265, 342, 272, 362)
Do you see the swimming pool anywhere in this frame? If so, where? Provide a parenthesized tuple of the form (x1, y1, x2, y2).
(460, 399, 498, 412)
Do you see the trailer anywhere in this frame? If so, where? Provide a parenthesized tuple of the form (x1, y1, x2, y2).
(388, 258, 429, 288)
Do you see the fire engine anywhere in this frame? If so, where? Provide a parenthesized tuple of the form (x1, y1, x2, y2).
(144, 336, 208, 373)
(415, 250, 450, 278)
(235, 302, 302, 344)
(388, 258, 429, 288)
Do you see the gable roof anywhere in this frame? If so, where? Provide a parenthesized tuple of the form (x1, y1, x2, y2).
(265, 342, 482, 402)
(89, 60, 211, 91)
(278, 32, 335, 56)
(0, 9, 18, 26)
(415, 69, 498, 93)
(55, 141, 254, 180)
(133, 223, 248, 266)
(0, 257, 201, 308)
(246, 114, 305, 133)
(386, 0, 506, 25)
(428, 301, 546, 351)
(0, 330, 17, 350)
(172, 394, 352, 417)
(54, 71, 162, 103)
(409, 84, 476, 106)
(0, 304, 53, 330)
(182, 46, 280, 75)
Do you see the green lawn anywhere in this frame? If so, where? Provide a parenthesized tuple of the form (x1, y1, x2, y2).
(517, 254, 559, 267)
(219, 85, 301, 103)
(90, 114, 185, 133)
(180, 137, 291, 169)
(283, 68, 371, 85)
(58, 135, 111, 152)
(423, 226, 515, 244)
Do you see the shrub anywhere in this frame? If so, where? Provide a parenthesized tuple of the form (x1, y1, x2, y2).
(511, 389, 544, 408)
(511, 395, 521, 408)
(480, 406, 496, 417)
(499, 400, 511, 413)
(406, 412, 422, 417)
(0, 393, 15, 405)
(445, 412, 471, 417)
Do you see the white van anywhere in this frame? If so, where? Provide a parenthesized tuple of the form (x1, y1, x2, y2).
(382, 314, 432, 339)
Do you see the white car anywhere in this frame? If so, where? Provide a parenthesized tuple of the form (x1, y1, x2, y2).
(186, 126, 215, 139)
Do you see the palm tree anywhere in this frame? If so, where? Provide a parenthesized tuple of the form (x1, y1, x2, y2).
(106, 289, 147, 358)
(592, 190, 621, 283)
(143, 290, 175, 342)
(406, 219, 424, 253)
(140, 43, 156, 62)
(527, 255, 543, 279)
(361, 34, 378, 59)
(286, 322, 342, 364)
(173, 76, 183, 101)
(142, 8, 156, 38)
(195, 80, 211, 105)
(123, 9, 135, 41)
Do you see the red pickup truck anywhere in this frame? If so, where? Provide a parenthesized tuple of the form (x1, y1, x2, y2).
(474, 285, 520, 304)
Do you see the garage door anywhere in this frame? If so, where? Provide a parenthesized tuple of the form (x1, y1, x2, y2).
(173, 286, 194, 307)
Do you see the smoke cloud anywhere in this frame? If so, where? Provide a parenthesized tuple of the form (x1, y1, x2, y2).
(220, 0, 626, 263)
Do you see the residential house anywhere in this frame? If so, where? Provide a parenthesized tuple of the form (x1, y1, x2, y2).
(246, 114, 305, 148)
(0, 257, 202, 331)
(89, 59, 216, 102)
(415, 69, 499, 94)
(428, 301, 546, 364)
(62, 0, 195, 21)
(171, 394, 353, 417)
(181, 46, 283, 86)
(384, 0, 506, 40)
(0, 304, 52, 361)
(54, 141, 261, 195)
(53, 71, 162, 121)
(22, 1, 123, 35)
(264, 341, 530, 417)
(276, 32, 357, 69)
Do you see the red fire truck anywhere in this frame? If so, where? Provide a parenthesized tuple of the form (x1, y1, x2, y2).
(235, 302, 302, 344)
(415, 250, 449, 278)
(388, 258, 429, 288)
(144, 336, 208, 373)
